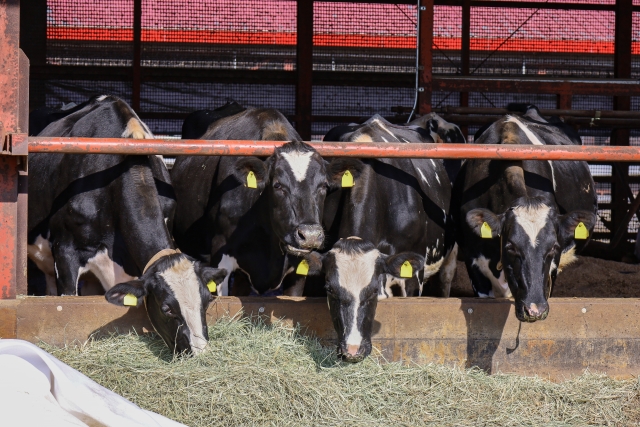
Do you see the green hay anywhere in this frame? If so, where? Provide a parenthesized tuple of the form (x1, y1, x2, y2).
(39, 316, 640, 426)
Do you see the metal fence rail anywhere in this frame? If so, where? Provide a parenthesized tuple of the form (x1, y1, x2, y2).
(26, 137, 640, 161)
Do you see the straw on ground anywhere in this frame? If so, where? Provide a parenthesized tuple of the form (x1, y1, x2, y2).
(40, 316, 640, 427)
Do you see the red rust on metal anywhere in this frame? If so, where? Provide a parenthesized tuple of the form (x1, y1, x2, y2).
(27, 137, 640, 162)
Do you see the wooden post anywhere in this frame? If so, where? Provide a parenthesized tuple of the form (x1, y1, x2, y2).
(296, 0, 313, 140)
(611, 0, 632, 250)
(418, 0, 433, 115)
(132, 0, 142, 113)
(459, 0, 470, 139)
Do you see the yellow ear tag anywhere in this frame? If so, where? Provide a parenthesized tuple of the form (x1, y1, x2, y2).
(246, 171, 257, 189)
(575, 222, 589, 240)
(296, 259, 309, 276)
(400, 261, 413, 278)
(481, 222, 493, 239)
(123, 293, 137, 307)
(341, 170, 354, 188)
(207, 280, 217, 293)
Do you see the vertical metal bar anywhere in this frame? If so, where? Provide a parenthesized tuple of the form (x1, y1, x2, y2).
(418, 0, 434, 115)
(0, 0, 22, 299)
(611, 0, 633, 249)
(296, 0, 313, 140)
(16, 50, 29, 296)
(19, 0, 46, 110)
(459, 0, 470, 139)
(132, 0, 142, 112)
(556, 94, 572, 111)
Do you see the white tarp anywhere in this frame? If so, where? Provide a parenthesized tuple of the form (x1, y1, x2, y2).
(0, 339, 186, 427)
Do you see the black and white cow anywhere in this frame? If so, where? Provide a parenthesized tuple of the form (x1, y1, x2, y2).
(181, 100, 246, 140)
(300, 115, 456, 362)
(409, 112, 466, 183)
(28, 95, 227, 354)
(171, 107, 364, 296)
(452, 105, 598, 322)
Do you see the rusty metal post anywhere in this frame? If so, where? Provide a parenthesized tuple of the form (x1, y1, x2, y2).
(459, 0, 470, 139)
(611, 0, 633, 249)
(418, 0, 433, 115)
(296, 0, 313, 140)
(132, 0, 142, 112)
(0, 0, 28, 299)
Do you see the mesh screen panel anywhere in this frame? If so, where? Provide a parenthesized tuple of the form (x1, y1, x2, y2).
(36, 80, 133, 108)
(634, 12, 640, 78)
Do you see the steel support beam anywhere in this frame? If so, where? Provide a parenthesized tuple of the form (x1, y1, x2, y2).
(296, 0, 313, 140)
(459, 0, 470, 139)
(132, 0, 142, 112)
(0, 0, 28, 299)
(418, 0, 433, 114)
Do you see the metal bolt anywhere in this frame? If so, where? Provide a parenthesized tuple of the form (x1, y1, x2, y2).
(57, 306, 62, 312)
(467, 308, 473, 314)
(258, 307, 265, 313)
(581, 307, 587, 314)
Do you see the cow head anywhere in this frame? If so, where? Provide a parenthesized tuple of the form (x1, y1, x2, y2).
(232, 141, 364, 256)
(466, 197, 596, 322)
(304, 238, 424, 362)
(105, 253, 227, 355)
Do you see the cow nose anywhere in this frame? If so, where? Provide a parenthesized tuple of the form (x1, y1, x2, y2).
(346, 345, 360, 357)
(295, 224, 324, 249)
(524, 302, 549, 319)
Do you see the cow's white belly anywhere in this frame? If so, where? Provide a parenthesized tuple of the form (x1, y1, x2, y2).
(27, 235, 57, 296)
(76, 248, 137, 294)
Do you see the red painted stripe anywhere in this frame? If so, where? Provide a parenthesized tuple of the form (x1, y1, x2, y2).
(47, 27, 638, 54)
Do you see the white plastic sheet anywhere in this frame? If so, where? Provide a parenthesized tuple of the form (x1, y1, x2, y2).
(0, 339, 186, 427)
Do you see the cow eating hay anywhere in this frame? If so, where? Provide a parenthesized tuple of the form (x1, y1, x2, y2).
(40, 317, 640, 426)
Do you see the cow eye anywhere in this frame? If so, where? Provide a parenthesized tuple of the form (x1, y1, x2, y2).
(162, 304, 176, 317)
(273, 181, 282, 189)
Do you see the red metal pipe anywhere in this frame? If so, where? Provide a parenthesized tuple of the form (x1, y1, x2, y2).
(27, 137, 640, 162)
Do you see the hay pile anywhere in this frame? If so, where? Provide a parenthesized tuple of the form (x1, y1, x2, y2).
(41, 317, 640, 426)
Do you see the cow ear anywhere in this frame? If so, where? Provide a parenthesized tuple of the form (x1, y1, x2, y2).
(294, 251, 325, 276)
(233, 157, 268, 191)
(559, 210, 597, 246)
(199, 266, 228, 288)
(466, 208, 503, 238)
(326, 158, 366, 189)
(382, 252, 424, 279)
(105, 280, 147, 308)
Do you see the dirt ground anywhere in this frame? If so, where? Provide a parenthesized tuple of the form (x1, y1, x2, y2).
(450, 256, 640, 298)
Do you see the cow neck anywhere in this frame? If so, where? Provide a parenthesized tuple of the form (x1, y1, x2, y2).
(117, 158, 176, 274)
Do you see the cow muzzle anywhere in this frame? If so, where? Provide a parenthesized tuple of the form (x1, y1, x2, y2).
(337, 341, 371, 363)
(517, 301, 549, 322)
(293, 224, 324, 250)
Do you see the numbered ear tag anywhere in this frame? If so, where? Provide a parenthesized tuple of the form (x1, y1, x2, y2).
(123, 293, 138, 307)
(207, 280, 217, 293)
(341, 170, 354, 188)
(296, 259, 309, 276)
(400, 261, 413, 278)
(574, 222, 589, 240)
(246, 171, 257, 189)
(481, 222, 493, 239)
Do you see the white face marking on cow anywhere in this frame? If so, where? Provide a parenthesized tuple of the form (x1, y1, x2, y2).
(27, 235, 57, 295)
(159, 258, 208, 354)
(472, 256, 512, 298)
(332, 248, 380, 348)
(216, 254, 239, 296)
(122, 118, 153, 140)
(280, 151, 314, 182)
(558, 245, 577, 272)
(513, 204, 551, 248)
(76, 248, 137, 293)
(417, 169, 429, 186)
